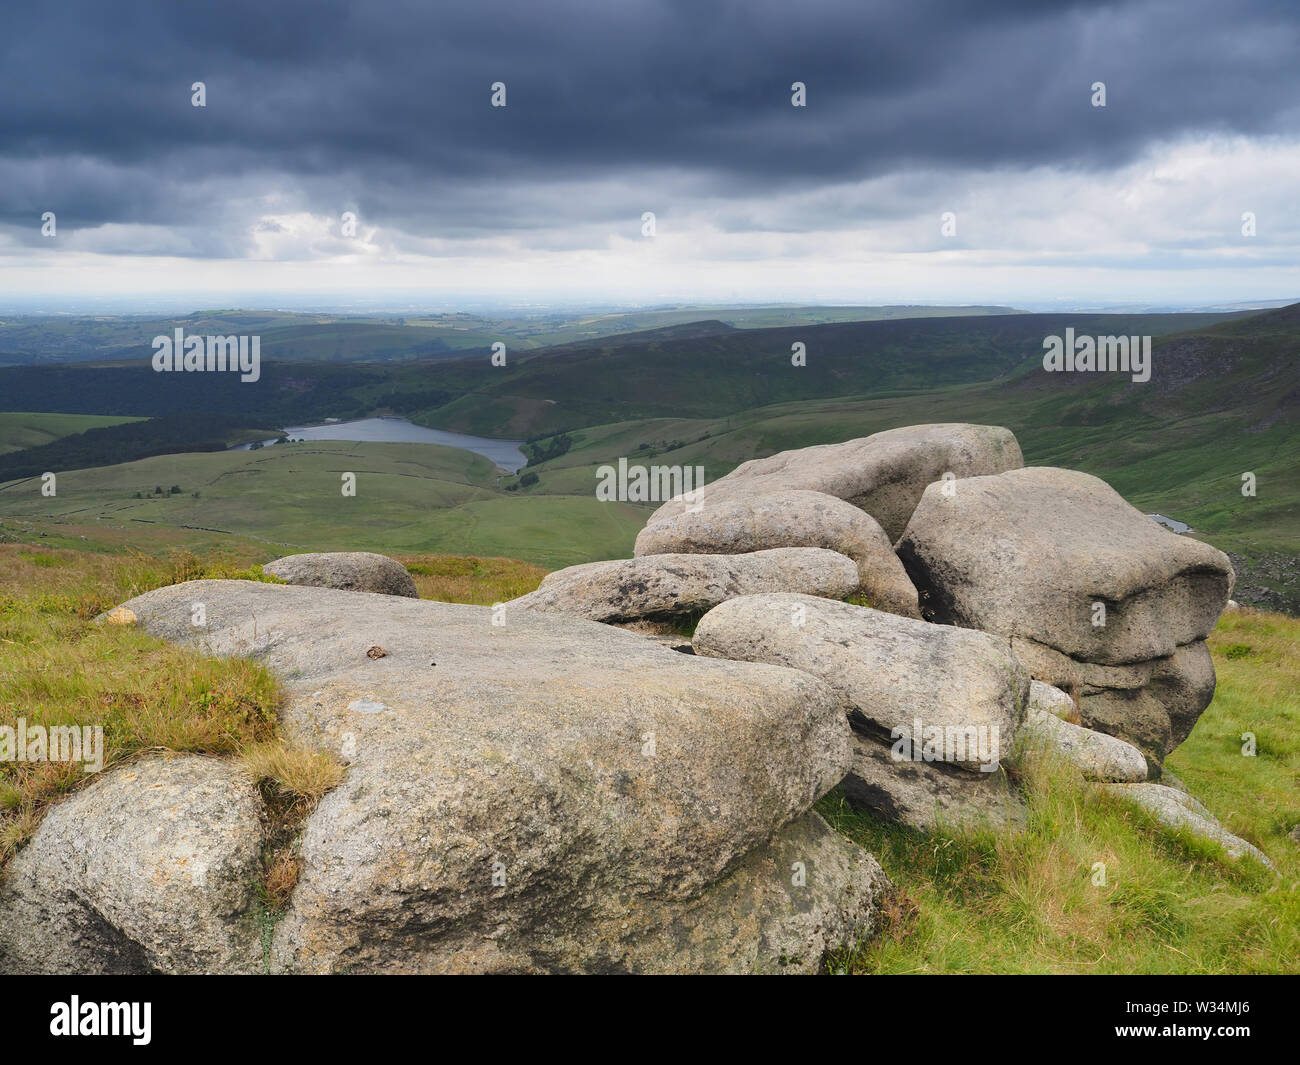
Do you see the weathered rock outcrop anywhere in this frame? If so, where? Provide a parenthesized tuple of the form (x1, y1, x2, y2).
(42, 580, 886, 974)
(508, 548, 859, 628)
(264, 551, 418, 598)
(0, 755, 265, 975)
(897, 467, 1233, 761)
(693, 593, 1029, 829)
(636, 490, 920, 618)
(1011, 637, 1215, 758)
(693, 594, 1027, 764)
(897, 467, 1232, 663)
(648, 423, 1024, 540)
(537, 809, 890, 974)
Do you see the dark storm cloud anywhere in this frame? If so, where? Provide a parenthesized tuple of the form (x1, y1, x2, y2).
(2, 0, 1297, 245)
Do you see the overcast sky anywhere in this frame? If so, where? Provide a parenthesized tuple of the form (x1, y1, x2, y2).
(2, 0, 1298, 311)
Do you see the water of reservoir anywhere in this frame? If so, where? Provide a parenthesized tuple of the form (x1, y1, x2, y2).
(232, 416, 527, 473)
(1148, 513, 1190, 533)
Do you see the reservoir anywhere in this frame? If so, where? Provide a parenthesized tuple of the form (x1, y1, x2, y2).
(233, 416, 528, 473)
(1148, 513, 1190, 533)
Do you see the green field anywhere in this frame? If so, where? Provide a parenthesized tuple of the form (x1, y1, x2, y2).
(0, 439, 646, 569)
(5, 383, 1294, 606)
(2, 378, 1297, 600)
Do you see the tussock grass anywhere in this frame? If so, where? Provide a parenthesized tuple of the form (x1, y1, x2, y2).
(241, 742, 345, 804)
(821, 608, 1300, 974)
(398, 552, 546, 604)
(1175, 607, 1300, 852)
(242, 742, 346, 917)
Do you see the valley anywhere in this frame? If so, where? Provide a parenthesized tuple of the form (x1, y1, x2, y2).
(1, 304, 1297, 608)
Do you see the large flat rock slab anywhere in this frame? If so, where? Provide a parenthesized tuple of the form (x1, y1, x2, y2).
(693, 593, 1027, 771)
(508, 548, 859, 626)
(648, 423, 1024, 541)
(408, 810, 890, 974)
(106, 580, 869, 973)
(1099, 783, 1274, 869)
(637, 490, 920, 618)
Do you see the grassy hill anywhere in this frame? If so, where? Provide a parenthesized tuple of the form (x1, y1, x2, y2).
(0, 305, 1025, 367)
(0, 413, 275, 482)
(0, 412, 142, 455)
(0, 309, 1246, 432)
(0, 439, 645, 569)
(396, 310, 1248, 439)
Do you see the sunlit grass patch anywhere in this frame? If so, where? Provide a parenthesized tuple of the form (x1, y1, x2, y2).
(398, 552, 547, 604)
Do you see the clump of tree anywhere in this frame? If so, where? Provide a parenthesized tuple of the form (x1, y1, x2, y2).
(521, 433, 573, 466)
(505, 470, 541, 492)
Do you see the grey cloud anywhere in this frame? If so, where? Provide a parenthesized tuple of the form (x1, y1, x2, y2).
(0, 0, 1296, 250)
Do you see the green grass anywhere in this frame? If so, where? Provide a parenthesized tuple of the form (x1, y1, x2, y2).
(397, 552, 546, 603)
(1167, 611, 1300, 850)
(0, 438, 648, 570)
(819, 607, 1300, 975)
